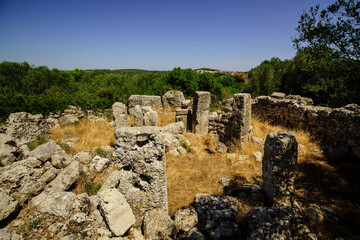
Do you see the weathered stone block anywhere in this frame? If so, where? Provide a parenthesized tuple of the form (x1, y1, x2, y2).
(192, 91, 210, 136)
(128, 95, 162, 108)
(262, 131, 298, 205)
(231, 93, 251, 149)
(114, 126, 168, 219)
(162, 90, 185, 108)
(112, 102, 128, 128)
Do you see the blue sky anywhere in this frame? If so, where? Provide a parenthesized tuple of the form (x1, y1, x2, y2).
(0, 0, 335, 71)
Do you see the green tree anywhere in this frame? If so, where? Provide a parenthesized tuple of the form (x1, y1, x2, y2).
(293, 0, 360, 60)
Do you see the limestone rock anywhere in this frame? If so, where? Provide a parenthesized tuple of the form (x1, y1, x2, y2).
(231, 93, 251, 149)
(59, 114, 79, 126)
(99, 170, 122, 192)
(162, 90, 185, 108)
(185, 228, 206, 240)
(31, 187, 77, 219)
(90, 156, 110, 172)
(263, 131, 298, 205)
(252, 151, 262, 162)
(192, 193, 241, 239)
(173, 207, 198, 232)
(133, 105, 143, 127)
(51, 150, 71, 168)
(4, 112, 52, 145)
(192, 91, 210, 136)
(143, 208, 178, 240)
(48, 161, 82, 191)
(0, 229, 23, 240)
(112, 102, 128, 128)
(72, 151, 93, 165)
(0, 188, 19, 222)
(144, 110, 158, 126)
(29, 140, 63, 162)
(163, 121, 185, 135)
(0, 133, 18, 166)
(98, 188, 135, 237)
(128, 95, 162, 108)
(115, 126, 168, 219)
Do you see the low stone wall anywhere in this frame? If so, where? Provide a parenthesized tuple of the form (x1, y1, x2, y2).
(252, 93, 360, 159)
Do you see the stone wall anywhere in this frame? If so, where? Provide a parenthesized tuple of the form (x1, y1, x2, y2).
(252, 93, 360, 159)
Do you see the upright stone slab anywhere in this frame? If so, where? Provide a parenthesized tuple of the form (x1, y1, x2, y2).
(133, 105, 143, 127)
(262, 131, 298, 206)
(192, 91, 210, 136)
(175, 108, 192, 131)
(114, 126, 168, 219)
(231, 93, 251, 149)
(112, 102, 128, 128)
(144, 111, 158, 126)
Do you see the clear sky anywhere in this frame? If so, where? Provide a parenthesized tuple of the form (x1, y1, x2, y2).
(0, 0, 335, 71)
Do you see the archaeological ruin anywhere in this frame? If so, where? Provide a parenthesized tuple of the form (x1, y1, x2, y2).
(0, 90, 359, 239)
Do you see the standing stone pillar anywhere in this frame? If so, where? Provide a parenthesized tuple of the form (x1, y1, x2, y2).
(112, 102, 128, 128)
(133, 105, 143, 127)
(192, 91, 210, 136)
(262, 131, 298, 206)
(231, 93, 251, 149)
(114, 126, 168, 219)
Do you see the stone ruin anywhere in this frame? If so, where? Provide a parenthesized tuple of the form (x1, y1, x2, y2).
(1, 89, 358, 239)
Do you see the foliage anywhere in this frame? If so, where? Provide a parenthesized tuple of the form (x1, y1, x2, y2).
(79, 173, 102, 196)
(56, 141, 74, 154)
(293, 0, 360, 60)
(27, 136, 48, 151)
(95, 147, 108, 158)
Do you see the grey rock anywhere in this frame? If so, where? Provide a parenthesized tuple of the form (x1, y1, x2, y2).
(133, 105, 143, 127)
(31, 187, 77, 219)
(115, 126, 168, 219)
(51, 150, 71, 168)
(112, 102, 128, 128)
(0, 229, 23, 240)
(192, 193, 241, 240)
(231, 93, 251, 149)
(90, 156, 110, 172)
(72, 151, 93, 165)
(182, 99, 191, 109)
(215, 142, 227, 153)
(143, 208, 178, 240)
(4, 112, 52, 145)
(0, 133, 17, 166)
(251, 136, 265, 144)
(252, 151, 262, 162)
(185, 228, 206, 240)
(162, 90, 185, 108)
(99, 170, 122, 192)
(0, 188, 19, 221)
(218, 177, 230, 187)
(29, 140, 63, 162)
(144, 110, 158, 126)
(173, 207, 198, 232)
(163, 121, 185, 135)
(192, 91, 210, 136)
(98, 188, 136, 237)
(39, 165, 58, 184)
(59, 114, 79, 126)
(48, 161, 82, 191)
(263, 131, 298, 206)
(128, 95, 162, 108)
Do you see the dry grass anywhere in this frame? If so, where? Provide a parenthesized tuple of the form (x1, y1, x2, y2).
(50, 120, 115, 153)
(166, 117, 325, 215)
(154, 107, 176, 127)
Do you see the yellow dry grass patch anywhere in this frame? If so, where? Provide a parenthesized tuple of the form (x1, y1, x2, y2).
(154, 107, 176, 127)
(167, 117, 325, 215)
(50, 120, 115, 153)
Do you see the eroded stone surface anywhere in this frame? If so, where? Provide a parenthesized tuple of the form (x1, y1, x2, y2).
(48, 161, 82, 191)
(0, 188, 19, 222)
(98, 188, 135, 237)
(231, 93, 251, 149)
(112, 102, 128, 128)
(115, 126, 168, 219)
(192, 91, 210, 136)
(262, 131, 298, 206)
(162, 90, 185, 108)
(143, 208, 178, 240)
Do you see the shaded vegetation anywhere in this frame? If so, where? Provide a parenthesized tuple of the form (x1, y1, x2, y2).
(27, 136, 48, 151)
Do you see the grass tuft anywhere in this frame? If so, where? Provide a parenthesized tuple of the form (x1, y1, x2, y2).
(56, 141, 74, 154)
(95, 147, 108, 158)
(27, 136, 48, 151)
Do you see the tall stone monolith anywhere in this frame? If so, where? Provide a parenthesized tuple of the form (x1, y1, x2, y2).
(114, 126, 167, 219)
(192, 91, 210, 136)
(112, 102, 128, 128)
(262, 131, 298, 206)
(231, 93, 251, 149)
